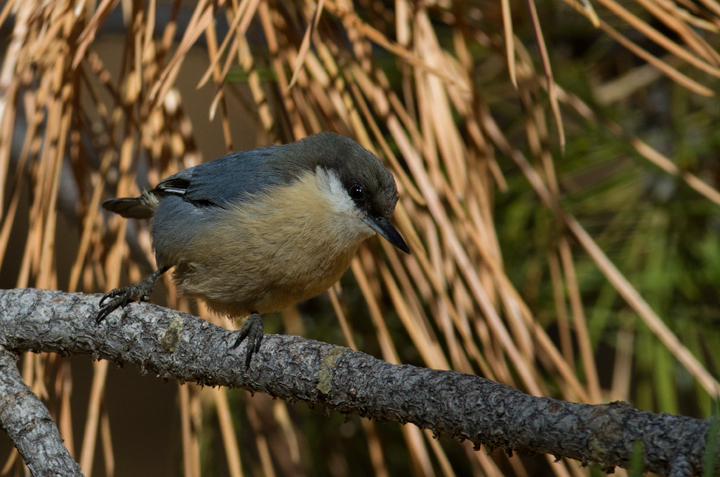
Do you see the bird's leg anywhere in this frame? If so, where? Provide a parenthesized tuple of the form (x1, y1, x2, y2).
(97, 266, 170, 323)
(232, 312, 264, 368)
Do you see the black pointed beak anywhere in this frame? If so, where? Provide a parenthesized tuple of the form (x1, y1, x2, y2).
(364, 216, 410, 254)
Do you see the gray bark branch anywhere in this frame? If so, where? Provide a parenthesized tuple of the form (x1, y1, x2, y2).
(0, 288, 715, 476)
(0, 345, 84, 476)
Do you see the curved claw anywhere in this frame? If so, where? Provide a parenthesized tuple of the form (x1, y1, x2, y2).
(96, 267, 167, 324)
(231, 313, 264, 369)
(96, 286, 144, 323)
(98, 290, 116, 307)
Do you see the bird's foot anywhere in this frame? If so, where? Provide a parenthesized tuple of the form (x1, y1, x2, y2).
(97, 268, 166, 323)
(232, 313, 264, 369)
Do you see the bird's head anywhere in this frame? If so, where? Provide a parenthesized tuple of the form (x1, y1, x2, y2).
(289, 132, 410, 254)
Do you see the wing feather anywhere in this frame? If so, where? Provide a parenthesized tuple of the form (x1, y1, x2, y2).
(151, 148, 294, 207)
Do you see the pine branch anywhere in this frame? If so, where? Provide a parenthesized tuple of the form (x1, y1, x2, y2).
(0, 345, 83, 476)
(0, 288, 715, 476)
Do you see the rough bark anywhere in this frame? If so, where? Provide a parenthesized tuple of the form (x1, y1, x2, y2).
(0, 345, 84, 476)
(0, 288, 715, 476)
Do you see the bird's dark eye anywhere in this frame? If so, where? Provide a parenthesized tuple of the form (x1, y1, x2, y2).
(350, 185, 364, 201)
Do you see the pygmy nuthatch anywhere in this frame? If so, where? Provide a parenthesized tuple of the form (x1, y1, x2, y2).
(98, 132, 410, 366)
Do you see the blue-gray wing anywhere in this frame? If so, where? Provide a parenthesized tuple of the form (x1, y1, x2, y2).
(152, 147, 297, 207)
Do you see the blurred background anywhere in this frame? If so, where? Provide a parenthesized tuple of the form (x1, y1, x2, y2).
(1, 0, 720, 475)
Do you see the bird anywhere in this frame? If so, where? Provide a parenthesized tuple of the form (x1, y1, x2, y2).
(97, 132, 410, 367)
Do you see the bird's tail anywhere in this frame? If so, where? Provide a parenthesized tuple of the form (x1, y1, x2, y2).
(102, 191, 158, 219)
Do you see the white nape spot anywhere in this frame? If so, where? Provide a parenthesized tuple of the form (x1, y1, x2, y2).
(142, 190, 160, 208)
(315, 166, 361, 217)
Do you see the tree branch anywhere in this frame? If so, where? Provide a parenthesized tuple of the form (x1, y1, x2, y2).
(0, 345, 84, 476)
(0, 288, 715, 476)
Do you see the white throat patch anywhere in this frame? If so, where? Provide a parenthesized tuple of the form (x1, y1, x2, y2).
(314, 166, 362, 217)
